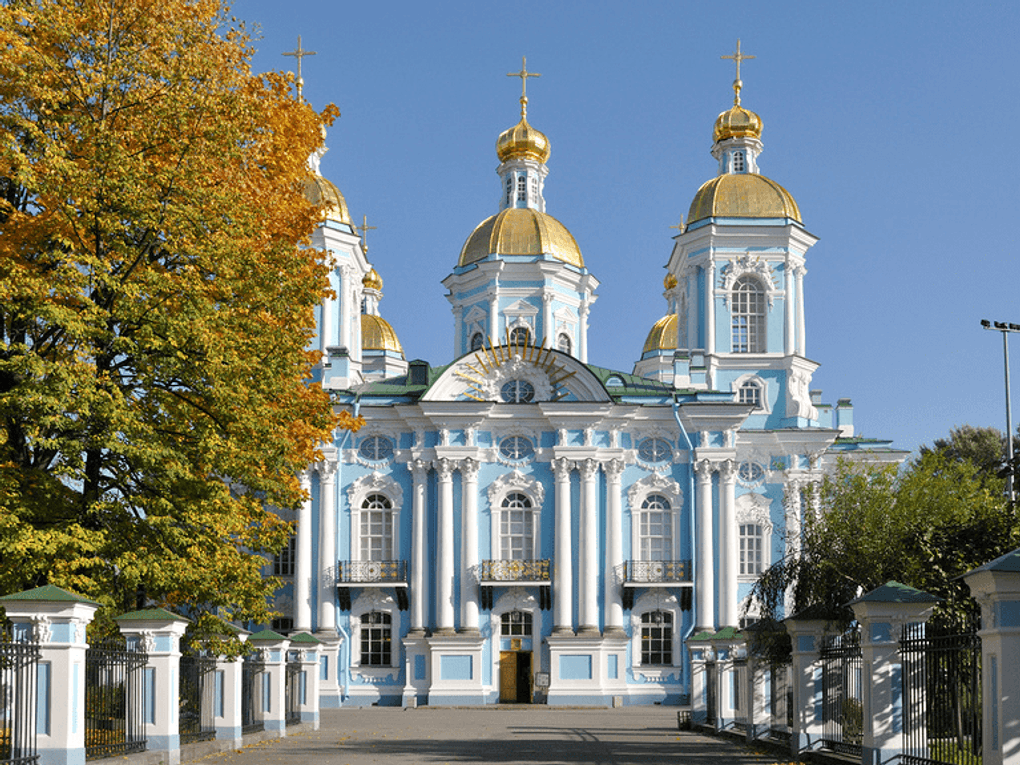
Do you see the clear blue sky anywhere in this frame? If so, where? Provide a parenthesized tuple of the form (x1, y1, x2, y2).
(232, 0, 1020, 457)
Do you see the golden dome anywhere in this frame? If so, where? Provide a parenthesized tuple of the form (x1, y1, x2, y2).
(642, 314, 677, 354)
(458, 208, 583, 268)
(687, 173, 801, 225)
(496, 115, 551, 164)
(714, 103, 763, 143)
(303, 175, 353, 225)
(664, 273, 678, 290)
(361, 313, 404, 355)
(363, 268, 383, 291)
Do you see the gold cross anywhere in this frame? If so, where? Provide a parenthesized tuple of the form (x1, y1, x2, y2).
(670, 215, 686, 234)
(507, 56, 541, 118)
(358, 214, 377, 252)
(721, 39, 755, 104)
(283, 35, 317, 99)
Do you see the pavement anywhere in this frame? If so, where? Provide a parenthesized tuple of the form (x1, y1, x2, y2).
(193, 707, 797, 765)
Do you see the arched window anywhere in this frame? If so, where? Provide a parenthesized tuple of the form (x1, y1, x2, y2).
(509, 326, 530, 347)
(517, 175, 527, 202)
(639, 494, 673, 561)
(638, 437, 672, 464)
(733, 150, 745, 172)
(740, 523, 765, 576)
(731, 276, 765, 353)
(360, 494, 393, 561)
(470, 332, 484, 352)
(505, 177, 512, 207)
(501, 610, 532, 637)
(738, 380, 762, 408)
(640, 610, 673, 665)
(500, 492, 534, 560)
(359, 611, 392, 666)
(557, 333, 571, 354)
(500, 379, 534, 403)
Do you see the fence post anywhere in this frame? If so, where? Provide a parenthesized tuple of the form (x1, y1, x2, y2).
(209, 624, 249, 747)
(115, 608, 190, 765)
(745, 648, 769, 742)
(289, 632, 322, 729)
(247, 630, 291, 734)
(0, 585, 99, 765)
(687, 630, 714, 725)
(784, 613, 827, 758)
(712, 627, 743, 733)
(849, 581, 939, 765)
(964, 547, 1020, 765)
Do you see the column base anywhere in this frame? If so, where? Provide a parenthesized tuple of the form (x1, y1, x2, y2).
(457, 627, 482, 637)
(602, 626, 627, 638)
(432, 627, 457, 637)
(552, 626, 576, 635)
(406, 628, 427, 637)
(577, 625, 601, 637)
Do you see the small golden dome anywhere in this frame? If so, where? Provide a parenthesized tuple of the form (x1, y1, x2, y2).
(363, 268, 383, 291)
(458, 207, 583, 268)
(664, 273, 678, 290)
(687, 173, 801, 225)
(303, 175, 353, 225)
(642, 314, 677, 354)
(361, 313, 404, 355)
(496, 115, 551, 164)
(714, 103, 763, 143)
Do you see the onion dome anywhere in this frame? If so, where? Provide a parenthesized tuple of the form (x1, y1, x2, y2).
(642, 314, 677, 354)
(303, 175, 352, 225)
(496, 111, 551, 164)
(458, 207, 583, 268)
(714, 103, 763, 142)
(362, 268, 383, 291)
(664, 273, 678, 290)
(688, 174, 801, 224)
(361, 314, 404, 355)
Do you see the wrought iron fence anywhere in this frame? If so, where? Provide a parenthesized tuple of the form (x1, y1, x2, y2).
(285, 652, 301, 726)
(819, 630, 863, 758)
(767, 662, 793, 745)
(337, 560, 407, 583)
(241, 653, 266, 734)
(705, 661, 717, 728)
(1, 622, 39, 765)
(624, 560, 692, 583)
(900, 621, 982, 765)
(479, 559, 550, 582)
(84, 636, 147, 760)
(178, 651, 216, 745)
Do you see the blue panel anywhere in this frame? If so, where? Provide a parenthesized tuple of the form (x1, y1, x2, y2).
(155, 634, 173, 653)
(891, 664, 902, 734)
(300, 671, 307, 705)
(797, 635, 815, 653)
(263, 673, 272, 712)
(145, 667, 156, 724)
(320, 654, 329, 681)
(72, 662, 78, 733)
(441, 655, 473, 681)
(51, 622, 73, 643)
(560, 655, 592, 680)
(870, 622, 892, 643)
(36, 662, 50, 735)
(992, 655, 999, 751)
(215, 670, 224, 718)
(414, 655, 426, 680)
(996, 600, 1020, 627)
(812, 667, 823, 722)
(608, 654, 618, 679)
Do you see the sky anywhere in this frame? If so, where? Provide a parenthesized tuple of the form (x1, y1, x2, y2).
(231, 0, 1020, 458)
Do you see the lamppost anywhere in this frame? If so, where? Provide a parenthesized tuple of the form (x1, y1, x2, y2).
(981, 319, 1020, 504)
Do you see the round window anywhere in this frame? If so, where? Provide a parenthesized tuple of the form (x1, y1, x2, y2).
(500, 380, 535, 403)
(738, 461, 765, 483)
(358, 435, 394, 462)
(499, 436, 534, 461)
(638, 437, 672, 463)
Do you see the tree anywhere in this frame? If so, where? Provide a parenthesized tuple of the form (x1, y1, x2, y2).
(0, 0, 343, 626)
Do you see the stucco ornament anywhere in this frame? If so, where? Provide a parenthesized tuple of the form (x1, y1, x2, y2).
(720, 254, 778, 307)
(487, 469, 545, 506)
(786, 370, 819, 419)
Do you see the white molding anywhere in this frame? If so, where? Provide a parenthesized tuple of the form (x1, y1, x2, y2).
(347, 473, 403, 562)
(627, 473, 683, 562)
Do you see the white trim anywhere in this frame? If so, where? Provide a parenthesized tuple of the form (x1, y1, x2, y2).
(735, 492, 773, 581)
(731, 373, 771, 414)
(627, 473, 683, 563)
(487, 470, 545, 560)
(488, 589, 540, 695)
(347, 473, 403, 562)
(350, 590, 402, 672)
(629, 590, 682, 672)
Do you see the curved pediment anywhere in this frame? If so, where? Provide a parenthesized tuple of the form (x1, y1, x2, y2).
(421, 341, 612, 403)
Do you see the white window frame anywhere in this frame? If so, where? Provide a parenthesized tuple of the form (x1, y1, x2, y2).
(731, 276, 766, 353)
(731, 373, 771, 414)
(629, 590, 682, 673)
(350, 591, 402, 672)
(487, 470, 545, 561)
(347, 473, 403, 563)
(627, 473, 683, 563)
(735, 492, 773, 582)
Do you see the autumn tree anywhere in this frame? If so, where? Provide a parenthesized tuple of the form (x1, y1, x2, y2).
(0, 0, 343, 625)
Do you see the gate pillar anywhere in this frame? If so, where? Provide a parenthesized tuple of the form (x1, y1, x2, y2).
(246, 630, 292, 733)
(784, 612, 827, 757)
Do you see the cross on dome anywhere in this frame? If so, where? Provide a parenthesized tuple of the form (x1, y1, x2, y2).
(283, 35, 317, 99)
(507, 56, 541, 119)
(721, 39, 755, 105)
(358, 214, 377, 253)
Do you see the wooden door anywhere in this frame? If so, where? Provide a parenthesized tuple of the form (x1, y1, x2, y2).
(499, 651, 517, 702)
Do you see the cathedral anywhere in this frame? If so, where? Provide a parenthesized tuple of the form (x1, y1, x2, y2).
(271, 50, 903, 708)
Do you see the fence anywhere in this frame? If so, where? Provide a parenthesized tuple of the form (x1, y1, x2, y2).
(768, 662, 792, 745)
(0, 622, 39, 765)
(241, 653, 266, 734)
(84, 636, 147, 760)
(179, 651, 217, 745)
(285, 652, 302, 726)
(819, 630, 864, 758)
(900, 621, 982, 765)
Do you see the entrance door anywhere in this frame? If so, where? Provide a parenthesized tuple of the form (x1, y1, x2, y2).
(499, 651, 517, 702)
(515, 651, 532, 703)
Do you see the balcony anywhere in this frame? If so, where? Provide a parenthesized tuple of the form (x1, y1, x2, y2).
(336, 560, 408, 611)
(479, 559, 551, 610)
(622, 560, 692, 611)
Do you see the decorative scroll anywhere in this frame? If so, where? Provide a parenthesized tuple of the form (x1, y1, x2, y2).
(337, 560, 408, 583)
(479, 559, 551, 582)
(624, 560, 692, 583)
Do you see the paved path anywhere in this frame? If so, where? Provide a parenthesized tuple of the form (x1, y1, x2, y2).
(195, 707, 795, 765)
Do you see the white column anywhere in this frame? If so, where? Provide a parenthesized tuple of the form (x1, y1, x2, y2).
(604, 459, 625, 636)
(795, 265, 807, 356)
(695, 459, 716, 631)
(452, 305, 463, 357)
(295, 470, 313, 632)
(719, 459, 738, 628)
(434, 458, 456, 635)
(705, 264, 716, 354)
(542, 293, 554, 349)
(783, 478, 803, 617)
(578, 458, 600, 635)
(552, 457, 574, 634)
(784, 264, 795, 355)
(408, 459, 429, 635)
(488, 292, 499, 343)
(338, 266, 350, 351)
(316, 460, 338, 635)
(460, 458, 480, 634)
(579, 300, 590, 363)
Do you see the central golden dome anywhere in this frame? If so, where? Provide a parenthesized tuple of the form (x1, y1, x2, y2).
(361, 314, 403, 354)
(496, 114, 551, 164)
(458, 208, 583, 268)
(303, 175, 353, 225)
(688, 173, 801, 224)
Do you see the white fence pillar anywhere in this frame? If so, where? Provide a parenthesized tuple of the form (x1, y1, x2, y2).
(849, 581, 939, 765)
(745, 651, 769, 742)
(785, 615, 827, 758)
(965, 547, 1020, 765)
(289, 632, 322, 728)
(116, 608, 191, 765)
(687, 631, 713, 725)
(0, 585, 99, 765)
(247, 630, 291, 734)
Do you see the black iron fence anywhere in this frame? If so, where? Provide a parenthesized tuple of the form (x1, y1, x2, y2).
(900, 621, 982, 765)
(479, 559, 550, 582)
(819, 630, 863, 758)
(241, 653, 266, 734)
(1, 622, 39, 765)
(179, 651, 217, 744)
(285, 652, 301, 726)
(767, 662, 793, 745)
(84, 636, 147, 760)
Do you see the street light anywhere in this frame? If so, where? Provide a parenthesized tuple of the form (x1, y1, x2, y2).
(981, 319, 1020, 504)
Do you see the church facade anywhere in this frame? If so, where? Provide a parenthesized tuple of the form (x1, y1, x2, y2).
(271, 58, 903, 708)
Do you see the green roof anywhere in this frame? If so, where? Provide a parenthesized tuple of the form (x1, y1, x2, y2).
(848, 581, 941, 606)
(248, 628, 288, 642)
(967, 547, 1020, 575)
(116, 608, 191, 623)
(288, 631, 322, 645)
(0, 585, 100, 606)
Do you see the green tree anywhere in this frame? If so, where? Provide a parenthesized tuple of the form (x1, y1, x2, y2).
(0, 0, 341, 626)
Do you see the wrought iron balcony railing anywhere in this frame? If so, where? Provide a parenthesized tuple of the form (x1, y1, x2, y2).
(624, 559, 692, 584)
(337, 559, 408, 584)
(480, 559, 551, 582)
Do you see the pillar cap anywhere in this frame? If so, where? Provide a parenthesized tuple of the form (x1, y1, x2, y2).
(0, 584, 100, 606)
(288, 630, 323, 645)
(846, 581, 940, 607)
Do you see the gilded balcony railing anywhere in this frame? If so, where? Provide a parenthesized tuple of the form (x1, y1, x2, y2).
(624, 560, 691, 583)
(337, 560, 407, 583)
(479, 559, 551, 582)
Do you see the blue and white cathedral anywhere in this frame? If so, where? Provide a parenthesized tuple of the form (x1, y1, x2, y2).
(271, 55, 904, 708)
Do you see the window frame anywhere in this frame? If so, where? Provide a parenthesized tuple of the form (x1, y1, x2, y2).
(731, 276, 766, 353)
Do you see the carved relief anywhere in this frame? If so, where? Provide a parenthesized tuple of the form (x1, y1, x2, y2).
(720, 254, 778, 307)
(487, 469, 546, 506)
(786, 370, 819, 420)
(627, 472, 683, 509)
(347, 472, 403, 509)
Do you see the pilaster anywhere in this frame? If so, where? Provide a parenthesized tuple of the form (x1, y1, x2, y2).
(552, 457, 575, 634)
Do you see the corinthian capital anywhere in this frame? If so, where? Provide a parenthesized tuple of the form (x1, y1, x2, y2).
(433, 457, 455, 481)
(579, 458, 600, 481)
(459, 457, 480, 481)
(315, 459, 338, 483)
(552, 457, 574, 481)
(603, 458, 625, 483)
(695, 459, 715, 481)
